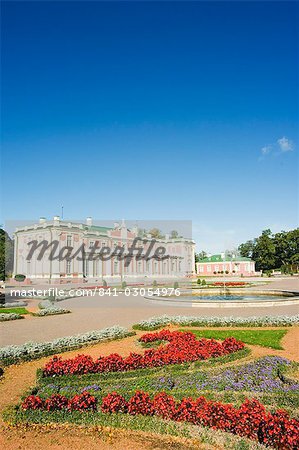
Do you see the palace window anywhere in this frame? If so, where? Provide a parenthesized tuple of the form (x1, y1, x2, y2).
(66, 260, 71, 275)
(162, 262, 166, 274)
(93, 259, 98, 277)
(137, 261, 142, 273)
(67, 235, 72, 247)
(85, 259, 89, 276)
(114, 261, 119, 275)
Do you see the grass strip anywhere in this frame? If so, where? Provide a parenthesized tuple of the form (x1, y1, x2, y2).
(181, 329, 288, 349)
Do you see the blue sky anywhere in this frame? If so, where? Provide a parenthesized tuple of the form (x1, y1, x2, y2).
(1, 1, 298, 252)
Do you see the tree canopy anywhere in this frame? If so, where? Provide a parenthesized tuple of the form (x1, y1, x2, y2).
(0, 228, 14, 280)
(238, 228, 299, 272)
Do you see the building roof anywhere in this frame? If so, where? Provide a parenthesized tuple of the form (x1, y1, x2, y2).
(88, 225, 112, 233)
(198, 254, 252, 263)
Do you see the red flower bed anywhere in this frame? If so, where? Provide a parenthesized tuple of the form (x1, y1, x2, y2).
(213, 282, 248, 287)
(42, 330, 245, 377)
(21, 390, 299, 449)
(100, 392, 299, 450)
(21, 392, 97, 412)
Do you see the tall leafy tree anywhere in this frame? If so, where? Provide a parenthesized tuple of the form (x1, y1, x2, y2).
(148, 228, 164, 239)
(238, 228, 299, 272)
(0, 228, 14, 280)
(253, 229, 276, 271)
(197, 250, 207, 260)
(170, 230, 179, 239)
(238, 240, 255, 259)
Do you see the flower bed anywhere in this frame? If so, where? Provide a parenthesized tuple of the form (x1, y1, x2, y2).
(132, 314, 299, 330)
(0, 326, 132, 366)
(212, 282, 249, 287)
(0, 313, 23, 322)
(152, 356, 299, 394)
(33, 307, 71, 317)
(22, 391, 97, 412)
(42, 330, 244, 377)
(21, 391, 299, 449)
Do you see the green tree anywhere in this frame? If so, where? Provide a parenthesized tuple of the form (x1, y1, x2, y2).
(253, 229, 276, 271)
(148, 228, 164, 239)
(170, 230, 179, 239)
(197, 251, 207, 261)
(238, 240, 255, 259)
(0, 228, 14, 280)
(238, 228, 299, 272)
(274, 229, 299, 269)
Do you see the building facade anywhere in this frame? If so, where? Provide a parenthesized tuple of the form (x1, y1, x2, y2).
(196, 254, 256, 276)
(13, 217, 195, 283)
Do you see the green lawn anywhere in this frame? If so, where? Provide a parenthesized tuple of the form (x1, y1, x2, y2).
(180, 328, 288, 349)
(0, 307, 29, 315)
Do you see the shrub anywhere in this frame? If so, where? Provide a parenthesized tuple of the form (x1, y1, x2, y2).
(14, 274, 26, 282)
(173, 281, 179, 289)
(153, 280, 158, 287)
(197, 278, 201, 285)
(121, 281, 127, 289)
(201, 279, 206, 286)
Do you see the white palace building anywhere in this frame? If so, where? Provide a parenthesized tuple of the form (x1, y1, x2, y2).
(13, 217, 195, 284)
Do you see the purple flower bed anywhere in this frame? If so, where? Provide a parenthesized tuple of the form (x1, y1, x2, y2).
(154, 356, 299, 394)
